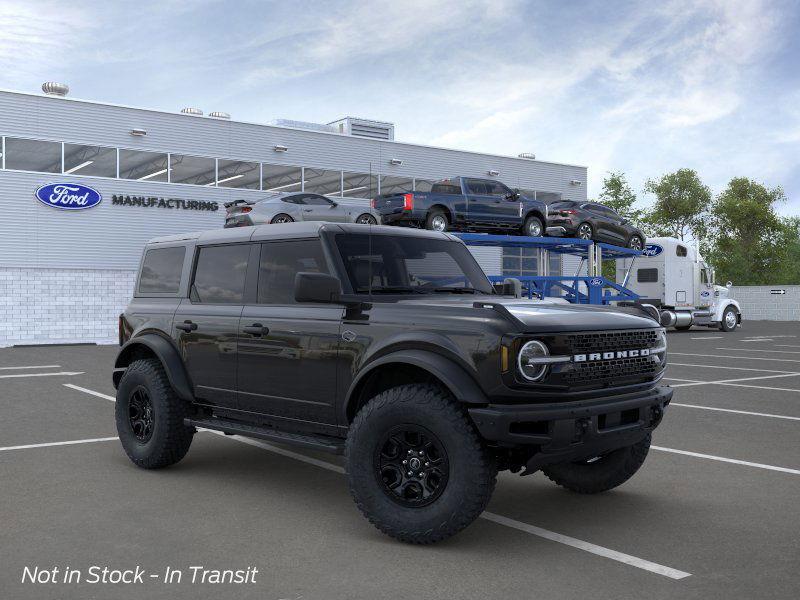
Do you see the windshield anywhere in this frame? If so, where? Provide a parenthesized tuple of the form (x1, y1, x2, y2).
(334, 233, 494, 295)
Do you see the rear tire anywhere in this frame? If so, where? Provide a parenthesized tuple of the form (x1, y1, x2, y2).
(425, 209, 449, 232)
(628, 235, 644, 251)
(270, 213, 294, 224)
(115, 359, 194, 469)
(522, 215, 544, 237)
(356, 213, 377, 225)
(542, 434, 651, 494)
(576, 222, 593, 240)
(346, 384, 497, 544)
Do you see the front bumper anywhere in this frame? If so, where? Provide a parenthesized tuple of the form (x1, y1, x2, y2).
(468, 385, 672, 470)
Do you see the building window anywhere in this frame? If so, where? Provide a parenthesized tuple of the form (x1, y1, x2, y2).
(304, 168, 342, 196)
(379, 175, 413, 195)
(217, 159, 260, 189)
(262, 163, 302, 193)
(4, 138, 61, 173)
(119, 149, 168, 182)
(341, 171, 378, 198)
(63, 144, 117, 177)
(170, 154, 216, 186)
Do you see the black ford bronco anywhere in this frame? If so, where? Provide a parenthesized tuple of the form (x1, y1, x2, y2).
(114, 222, 672, 544)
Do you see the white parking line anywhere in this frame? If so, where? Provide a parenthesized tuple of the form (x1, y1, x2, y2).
(671, 352, 800, 363)
(715, 347, 800, 354)
(210, 431, 691, 580)
(652, 446, 800, 475)
(0, 437, 118, 452)
(669, 362, 797, 374)
(689, 336, 723, 340)
(715, 382, 800, 394)
(668, 373, 800, 388)
(0, 365, 61, 370)
(0, 371, 84, 379)
(776, 344, 800, 349)
(64, 383, 116, 401)
(670, 403, 800, 421)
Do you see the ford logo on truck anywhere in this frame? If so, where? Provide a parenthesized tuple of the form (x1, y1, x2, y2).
(641, 244, 663, 257)
(35, 183, 102, 210)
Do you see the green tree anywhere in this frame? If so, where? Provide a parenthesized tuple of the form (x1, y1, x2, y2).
(642, 169, 711, 241)
(598, 171, 643, 227)
(705, 177, 793, 285)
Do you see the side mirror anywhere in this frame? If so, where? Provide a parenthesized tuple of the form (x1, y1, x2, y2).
(329, 201, 338, 208)
(726, 281, 732, 288)
(295, 272, 342, 303)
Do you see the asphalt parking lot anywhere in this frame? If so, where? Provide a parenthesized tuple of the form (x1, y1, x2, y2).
(2, 321, 799, 600)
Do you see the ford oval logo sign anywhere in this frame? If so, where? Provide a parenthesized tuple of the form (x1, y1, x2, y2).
(588, 277, 603, 287)
(35, 183, 102, 210)
(642, 244, 663, 257)
(700, 290, 710, 297)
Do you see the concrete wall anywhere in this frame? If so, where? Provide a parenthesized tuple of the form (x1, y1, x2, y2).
(730, 286, 800, 322)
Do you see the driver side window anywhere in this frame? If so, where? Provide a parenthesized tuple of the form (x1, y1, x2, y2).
(303, 194, 334, 206)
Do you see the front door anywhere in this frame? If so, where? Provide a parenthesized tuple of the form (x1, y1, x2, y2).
(236, 239, 342, 428)
(464, 179, 502, 226)
(297, 194, 348, 222)
(173, 243, 253, 408)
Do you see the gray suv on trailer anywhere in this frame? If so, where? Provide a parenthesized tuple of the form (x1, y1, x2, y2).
(114, 222, 672, 544)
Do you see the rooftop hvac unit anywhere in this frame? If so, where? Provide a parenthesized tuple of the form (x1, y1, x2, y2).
(42, 82, 69, 96)
(181, 107, 204, 116)
(209, 111, 230, 119)
(328, 117, 395, 141)
(269, 119, 337, 134)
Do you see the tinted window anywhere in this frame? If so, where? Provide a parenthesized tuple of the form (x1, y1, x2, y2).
(258, 240, 329, 304)
(138, 247, 186, 294)
(64, 144, 117, 177)
(170, 154, 216, 186)
(637, 268, 659, 283)
(677, 245, 688, 257)
(119, 149, 168, 182)
(192, 245, 250, 304)
(431, 180, 462, 194)
(302, 194, 334, 206)
(465, 179, 489, 195)
(5, 138, 61, 173)
(484, 181, 512, 197)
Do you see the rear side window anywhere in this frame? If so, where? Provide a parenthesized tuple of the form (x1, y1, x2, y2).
(430, 181, 461, 194)
(258, 240, 329, 304)
(637, 268, 659, 283)
(465, 179, 489, 195)
(138, 247, 185, 294)
(192, 245, 250, 304)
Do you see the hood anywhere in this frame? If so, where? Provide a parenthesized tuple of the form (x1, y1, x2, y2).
(394, 295, 659, 332)
(714, 285, 730, 298)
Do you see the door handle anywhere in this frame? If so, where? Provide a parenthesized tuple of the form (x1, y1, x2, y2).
(303, 208, 313, 212)
(243, 323, 269, 336)
(176, 320, 197, 332)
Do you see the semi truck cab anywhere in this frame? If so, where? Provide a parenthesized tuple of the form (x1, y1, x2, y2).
(616, 236, 742, 332)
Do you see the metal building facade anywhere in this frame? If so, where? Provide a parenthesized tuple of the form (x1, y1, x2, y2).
(0, 89, 587, 345)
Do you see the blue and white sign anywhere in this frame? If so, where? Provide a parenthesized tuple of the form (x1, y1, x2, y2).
(641, 244, 663, 257)
(700, 290, 710, 298)
(35, 183, 102, 210)
(588, 277, 604, 287)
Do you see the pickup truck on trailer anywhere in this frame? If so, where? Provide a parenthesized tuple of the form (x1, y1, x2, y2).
(372, 176, 550, 236)
(113, 222, 672, 544)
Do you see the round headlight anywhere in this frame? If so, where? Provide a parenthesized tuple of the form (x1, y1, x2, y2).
(517, 340, 550, 382)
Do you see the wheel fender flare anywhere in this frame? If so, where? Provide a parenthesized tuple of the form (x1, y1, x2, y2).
(113, 333, 194, 401)
(344, 349, 488, 421)
(523, 209, 545, 225)
(714, 300, 741, 323)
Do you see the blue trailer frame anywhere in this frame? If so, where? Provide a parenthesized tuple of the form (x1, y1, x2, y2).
(455, 233, 642, 305)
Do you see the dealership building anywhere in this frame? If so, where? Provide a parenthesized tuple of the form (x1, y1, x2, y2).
(0, 85, 587, 346)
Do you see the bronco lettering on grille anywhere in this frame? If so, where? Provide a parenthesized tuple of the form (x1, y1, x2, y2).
(573, 348, 651, 362)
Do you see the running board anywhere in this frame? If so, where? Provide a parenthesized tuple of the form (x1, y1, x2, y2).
(184, 417, 345, 455)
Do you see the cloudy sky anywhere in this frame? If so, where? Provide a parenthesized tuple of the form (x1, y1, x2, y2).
(2, 0, 799, 212)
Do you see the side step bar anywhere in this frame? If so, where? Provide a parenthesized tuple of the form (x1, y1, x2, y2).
(185, 417, 345, 455)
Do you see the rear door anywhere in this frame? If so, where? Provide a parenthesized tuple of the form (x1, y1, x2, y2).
(236, 239, 343, 429)
(173, 243, 253, 409)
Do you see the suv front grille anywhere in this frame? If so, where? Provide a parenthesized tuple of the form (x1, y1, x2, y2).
(564, 355, 658, 385)
(566, 330, 660, 355)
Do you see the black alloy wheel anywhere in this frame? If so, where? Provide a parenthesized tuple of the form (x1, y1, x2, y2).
(128, 386, 155, 443)
(375, 425, 449, 507)
(577, 223, 593, 240)
(628, 235, 644, 251)
(356, 214, 377, 225)
(271, 213, 294, 224)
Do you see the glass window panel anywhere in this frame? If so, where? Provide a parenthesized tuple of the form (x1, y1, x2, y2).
(119, 149, 168, 182)
(170, 154, 216, 186)
(4, 138, 61, 173)
(379, 175, 413, 195)
(217, 159, 260, 189)
(258, 240, 329, 304)
(262, 163, 302, 193)
(536, 191, 561, 204)
(414, 179, 435, 192)
(341, 171, 378, 199)
(192, 245, 250, 304)
(63, 144, 117, 177)
(138, 247, 185, 294)
(304, 168, 342, 196)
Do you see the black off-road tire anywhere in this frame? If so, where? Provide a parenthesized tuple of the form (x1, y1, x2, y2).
(541, 434, 651, 494)
(115, 358, 194, 469)
(346, 384, 497, 544)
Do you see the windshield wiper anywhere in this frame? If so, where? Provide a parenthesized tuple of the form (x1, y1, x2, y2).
(431, 287, 481, 294)
(355, 286, 427, 294)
